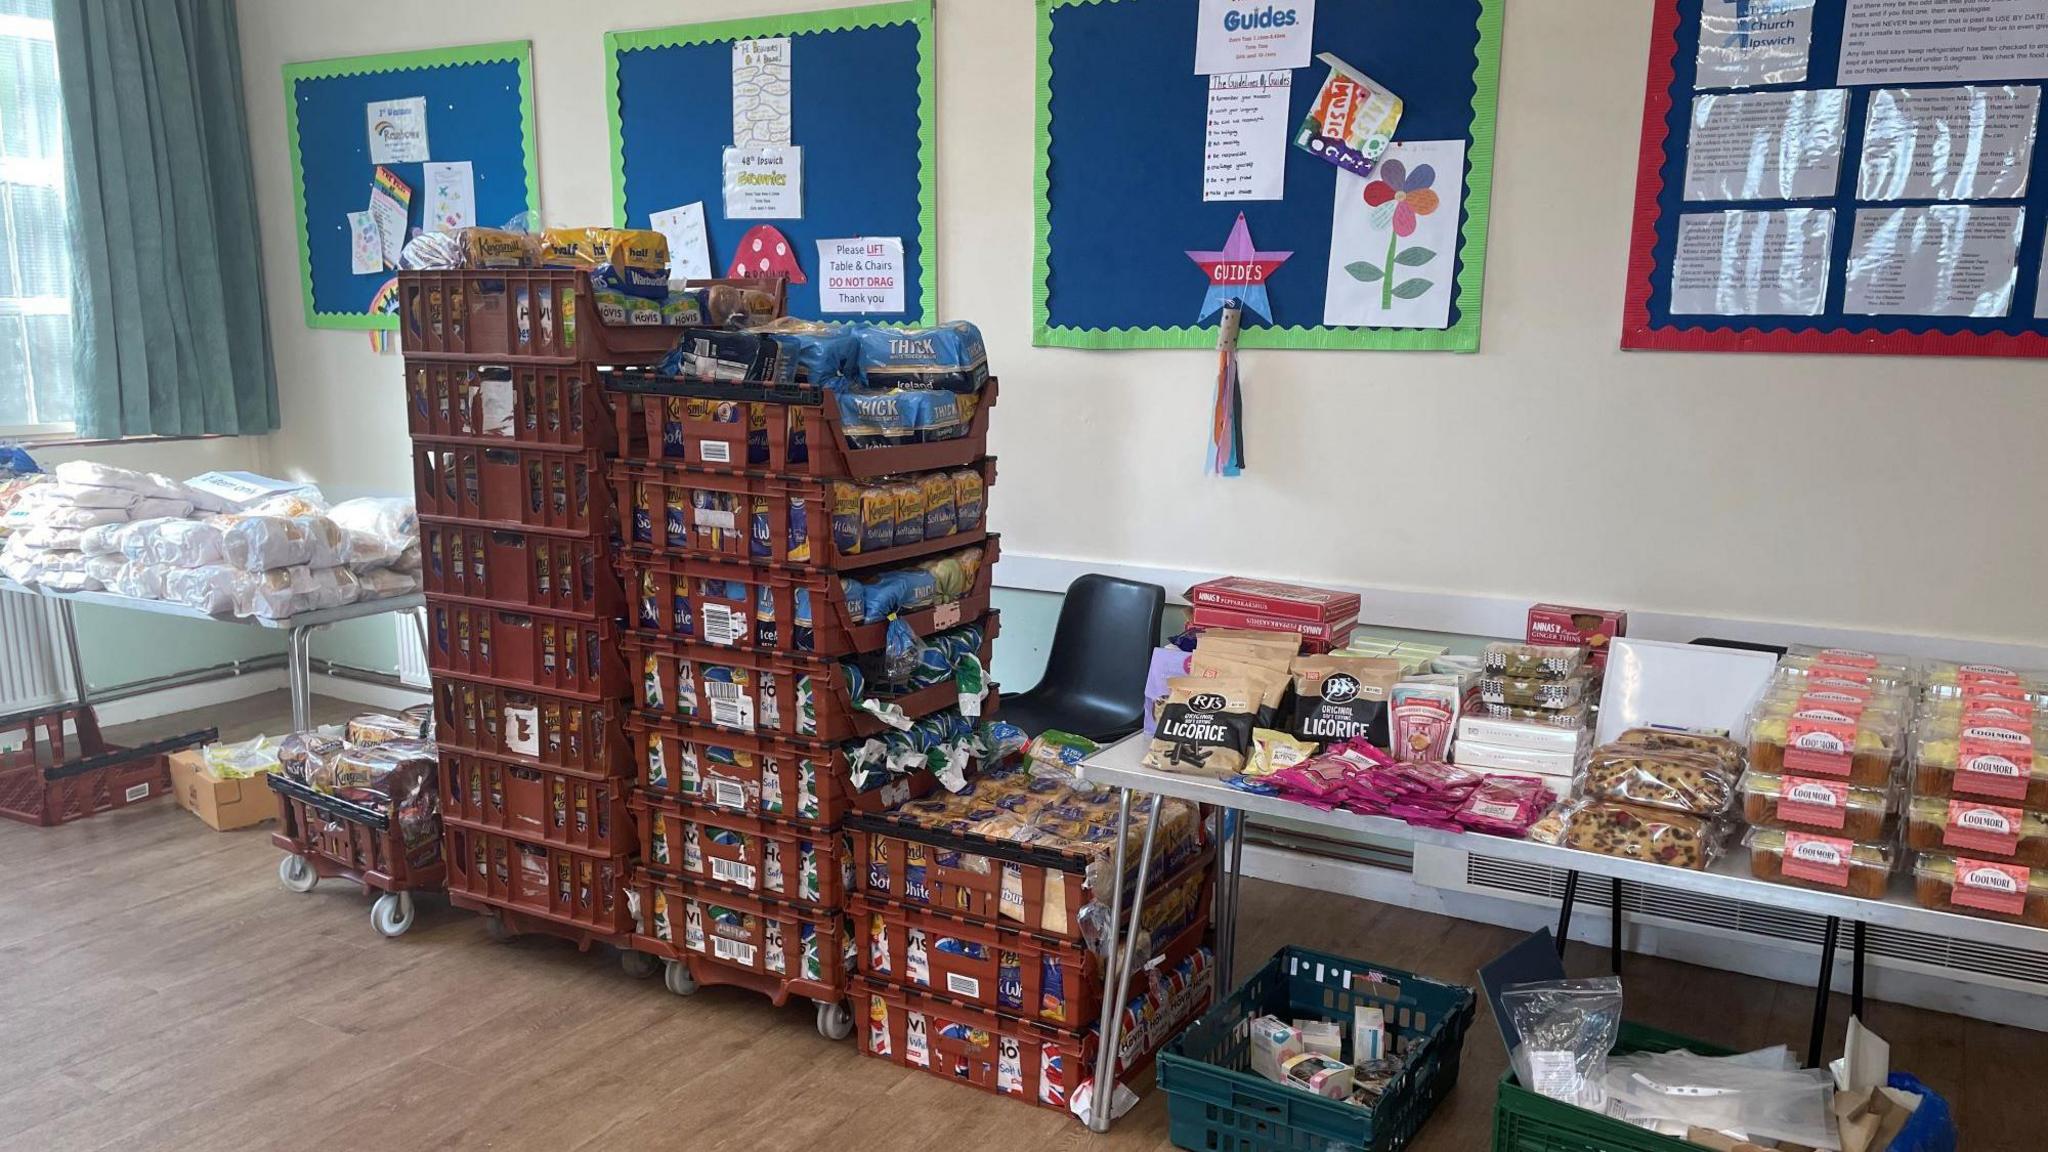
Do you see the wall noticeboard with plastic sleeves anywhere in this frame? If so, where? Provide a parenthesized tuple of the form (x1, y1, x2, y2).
(1624, 0, 2048, 356)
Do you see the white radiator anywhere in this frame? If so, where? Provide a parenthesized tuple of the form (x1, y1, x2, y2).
(0, 587, 70, 713)
(395, 607, 431, 689)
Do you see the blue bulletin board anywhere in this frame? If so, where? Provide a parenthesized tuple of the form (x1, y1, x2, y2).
(283, 42, 539, 330)
(606, 2, 937, 324)
(1035, 0, 1503, 350)
(1624, 0, 2048, 357)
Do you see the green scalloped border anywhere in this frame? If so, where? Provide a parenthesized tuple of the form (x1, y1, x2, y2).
(283, 41, 540, 331)
(605, 1, 938, 326)
(1033, 0, 1502, 351)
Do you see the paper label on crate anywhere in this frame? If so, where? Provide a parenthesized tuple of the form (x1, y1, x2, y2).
(1954, 858, 2029, 916)
(712, 778, 749, 811)
(123, 783, 152, 803)
(932, 601, 963, 629)
(1946, 801, 2022, 856)
(702, 603, 747, 647)
(694, 507, 737, 531)
(708, 686, 755, 732)
(698, 439, 733, 465)
(1783, 831, 1854, 888)
(945, 972, 982, 1000)
(1783, 712, 1857, 776)
(503, 704, 540, 756)
(711, 857, 758, 889)
(1777, 776, 1849, 830)
(1526, 1049, 1584, 1103)
(712, 936, 758, 967)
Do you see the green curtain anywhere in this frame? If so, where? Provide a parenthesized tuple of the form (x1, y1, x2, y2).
(52, 0, 277, 439)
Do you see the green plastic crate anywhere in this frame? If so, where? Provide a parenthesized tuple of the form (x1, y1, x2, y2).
(1491, 1021, 1735, 1152)
(1158, 945, 1477, 1152)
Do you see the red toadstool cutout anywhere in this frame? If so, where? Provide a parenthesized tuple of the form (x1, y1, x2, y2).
(725, 224, 806, 284)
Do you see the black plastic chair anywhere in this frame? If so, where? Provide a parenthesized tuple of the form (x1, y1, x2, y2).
(999, 574, 1165, 743)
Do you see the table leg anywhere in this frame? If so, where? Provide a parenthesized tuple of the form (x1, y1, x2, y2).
(1087, 788, 1135, 1134)
(1225, 814, 1244, 982)
(288, 626, 311, 733)
(1210, 807, 1231, 1001)
(1555, 870, 1580, 956)
(56, 597, 89, 709)
(1087, 791, 1163, 1135)
(1807, 916, 1841, 1069)
(1851, 921, 1866, 1022)
(1610, 877, 1625, 975)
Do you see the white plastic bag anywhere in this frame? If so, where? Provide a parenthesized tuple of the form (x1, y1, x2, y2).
(84, 553, 126, 584)
(149, 520, 227, 568)
(38, 568, 103, 593)
(234, 565, 361, 620)
(53, 461, 187, 501)
(220, 515, 345, 571)
(116, 518, 179, 561)
(48, 482, 140, 510)
(357, 568, 421, 600)
(129, 496, 194, 521)
(110, 560, 167, 600)
(16, 526, 83, 551)
(243, 491, 328, 518)
(79, 521, 129, 556)
(40, 505, 129, 530)
(329, 497, 418, 570)
(162, 564, 239, 614)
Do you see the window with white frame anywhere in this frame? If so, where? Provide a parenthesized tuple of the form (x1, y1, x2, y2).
(0, 0, 69, 436)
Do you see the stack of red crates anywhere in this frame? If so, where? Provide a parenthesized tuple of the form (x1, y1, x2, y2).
(602, 342, 1003, 1041)
(396, 267, 674, 951)
(845, 787, 1216, 1113)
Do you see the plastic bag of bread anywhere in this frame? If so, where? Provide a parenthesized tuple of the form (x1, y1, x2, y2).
(234, 566, 362, 620)
(278, 730, 345, 785)
(1581, 747, 1738, 817)
(221, 515, 345, 571)
(357, 567, 420, 600)
(110, 560, 166, 600)
(1610, 727, 1745, 774)
(163, 564, 240, 614)
(327, 497, 417, 569)
(83, 553, 126, 585)
(149, 520, 226, 567)
(348, 712, 425, 746)
(52, 461, 188, 501)
(1553, 799, 1722, 870)
(330, 739, 437, 808)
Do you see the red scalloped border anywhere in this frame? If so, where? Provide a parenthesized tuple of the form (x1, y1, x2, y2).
(1619, 3, 2048, 358)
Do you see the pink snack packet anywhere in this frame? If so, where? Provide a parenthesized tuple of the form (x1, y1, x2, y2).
(1454, 774, 1555, 836)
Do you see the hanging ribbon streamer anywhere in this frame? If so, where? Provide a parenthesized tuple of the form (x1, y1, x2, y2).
(1208, 301, 1245, 477)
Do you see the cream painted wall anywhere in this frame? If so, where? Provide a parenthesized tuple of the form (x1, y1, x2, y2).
(236, 0, 2048, 649)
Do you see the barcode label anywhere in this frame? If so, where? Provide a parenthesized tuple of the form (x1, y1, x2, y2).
(712, 858, 757, 889)
(945, 972, 981, 1000)
(694, 508, 736, 531)
(123, 783, 151, 803)
(707, 681, 747, 700)
(710, 696, 754, 731)
(712, 779, 747, 810)
(702, 604, 745, 647)
(698, 440, 732, 465)
(711, 937, 757, 966)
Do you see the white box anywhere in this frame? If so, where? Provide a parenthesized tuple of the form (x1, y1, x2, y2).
(1456, 715, 1592, 754)
(1453, 738, 1583, 778)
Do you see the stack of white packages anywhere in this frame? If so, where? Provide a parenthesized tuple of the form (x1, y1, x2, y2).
(1, 462, 195, 593)
(3, 462, 422, 621)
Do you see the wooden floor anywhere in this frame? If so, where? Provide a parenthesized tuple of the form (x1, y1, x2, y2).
(0, 691, 2030, 1151)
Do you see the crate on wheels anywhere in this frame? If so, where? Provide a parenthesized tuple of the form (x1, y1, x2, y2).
(0, 709, 211, 828)
(269, 773, 445, 938)
(1158, 946, 1477, 1152)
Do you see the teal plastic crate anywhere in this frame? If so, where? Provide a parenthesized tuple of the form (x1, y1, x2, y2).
(1491, 1021, 1733, 1152)
(1158, 945, 1477, 1152)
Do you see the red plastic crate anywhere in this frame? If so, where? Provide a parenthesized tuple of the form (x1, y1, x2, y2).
(622, 712, 946, 827)
(618, 618, 995, 743)
(630, 791, 850, 909)
(432, 673, 626, 777)
(845, 818, 1213, 945)
(609, 377, 998, 480)
(405, 359, 615, 451)
(424, 600, 626, 700)
(269, 774, 444, 892)
(617, 535, 998, 657)
(421, 523, 620, 619)
(414, 442, 609, 536)
(0, 710, 203, 827)
(633, 871, 854, 1005)
(446, 823, 633, 937)
(397, 269, 785, 363)
(613, 457, 994, 570)
(439, 749, 635, 855)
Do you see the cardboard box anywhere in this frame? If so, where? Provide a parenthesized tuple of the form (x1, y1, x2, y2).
(1526, 603, 1627, 669)
(168, 750, 276, 831)
(1186, 577, 1361, 624)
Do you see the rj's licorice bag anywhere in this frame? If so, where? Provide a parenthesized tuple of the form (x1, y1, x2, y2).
(1146, 675, 1255, 777)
